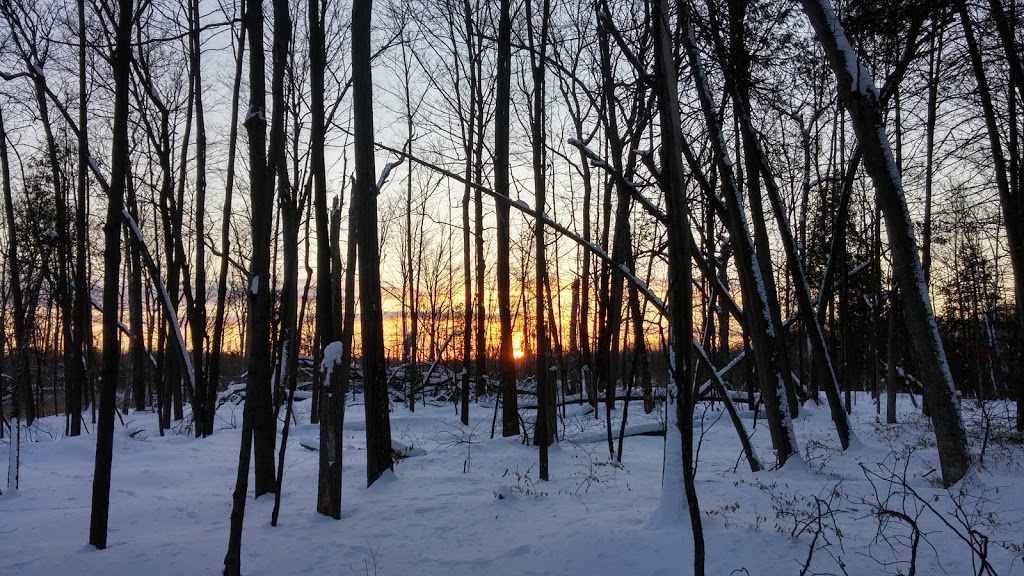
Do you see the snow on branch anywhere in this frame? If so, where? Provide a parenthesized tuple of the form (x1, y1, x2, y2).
(567, 138, 609, 169)
(91, 297, 157, 368)
(375, 155, 404, 193)
(374, 138, 669, 317)
(121, 208, 196, 396)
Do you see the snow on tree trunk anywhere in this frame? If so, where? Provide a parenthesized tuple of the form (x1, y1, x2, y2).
(651, 346, 685, 526)
(798, 0, 970, 487)
(651, 1, 704, 573)
(677, 0, 796, 467)
(7, 414, 18, 493)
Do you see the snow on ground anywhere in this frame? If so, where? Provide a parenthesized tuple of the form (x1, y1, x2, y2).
(2, 392, 1023, 575)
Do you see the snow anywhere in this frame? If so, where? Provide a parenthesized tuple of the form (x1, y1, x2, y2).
(244, 106, 265, 124)
(6, 411, 18, 492)
(121, 209, 196, 392)
(375, 159, 402, 193)
(568, 138, 610, 169)
(2, 393, 1022, 575)
(650, 342, 686, 527)
(322, 341, 344, 369)
(85, 156, 111, 190)
(320, 341, 344, 395)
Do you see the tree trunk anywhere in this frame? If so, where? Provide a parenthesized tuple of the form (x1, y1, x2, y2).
(206, 0, 246, 437)
(189, 0, 209, 437)
(89, 0, 130, 548)
(921, 24, 943, 285)
(800, 0, 970, 487)
(495, 0, 519, 437)
(70, 0, 91, 435)
(126, 159, 147, 414)
(727, 0, 800, 418)
(887, 287, 898, 424)
(653, 1, 704, 572)
(311, 0, 343, 518)
(679, 1, 796, 466)
(526, 0, 552, 480)
(30, 71, 65, 430)
(353, 0, 393, 486)
(960, 2, 1024, 432)
(400, 39, 419, 414)
(1, 106, 30, 493)
(0, 109, 34, 428)
(224, 0, 277, 565)
(460, 0, 478, 425)
(721, 64, 853, 448)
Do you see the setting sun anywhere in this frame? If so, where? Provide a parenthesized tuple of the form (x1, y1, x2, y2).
(512, 331, 525, 360)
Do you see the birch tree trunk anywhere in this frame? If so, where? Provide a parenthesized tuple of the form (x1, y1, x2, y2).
(1, 106, 28, 494)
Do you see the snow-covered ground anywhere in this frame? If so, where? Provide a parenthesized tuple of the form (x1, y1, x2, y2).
(2, 392, 1022, 575)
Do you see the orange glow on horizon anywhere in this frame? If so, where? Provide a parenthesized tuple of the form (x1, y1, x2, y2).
(512, 331, 525, 360)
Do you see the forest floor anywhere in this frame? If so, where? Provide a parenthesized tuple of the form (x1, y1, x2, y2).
(2, 390, 1023, 575)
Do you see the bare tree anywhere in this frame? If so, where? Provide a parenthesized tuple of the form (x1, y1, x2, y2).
(525, 0, 553, 479)
(678, 0, 797, 466)
(89, 0, 131, 549)
(1, 104, 28, 493)
(654, 0, 703, 571)
(206, 0, 246, 436)
(225, 0, 282, 565)
(353, 0, 393, 486)
(799, 0, 971, 487)
(495, 0, 518, 437)
(187, 0, 210, 437)
(959, 0, 1024, 432)
(311, 0, 344, 518)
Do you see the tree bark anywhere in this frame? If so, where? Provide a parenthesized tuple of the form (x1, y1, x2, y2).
(1, 105, 30, 491)
(800, 0, 970, 486)
(188, 0, 209, 437)
(0, 108, 34, 428)
(353, 0, 394, 486)
(70, 0, 91, 435)
(224, 0, 277, 566)
(460, 0, 478, 426)
(726, 0, 800, 417)
(960, 1, 1024, 432)
(495, 0, 519, 437)
(207, 0, 246, 437)
(89, 0, 130, 548)
(653, 1, 703, 572)
(311, 0, 343, 518)
(526, 0, 553, 480)
(679, 0, 796, 466)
